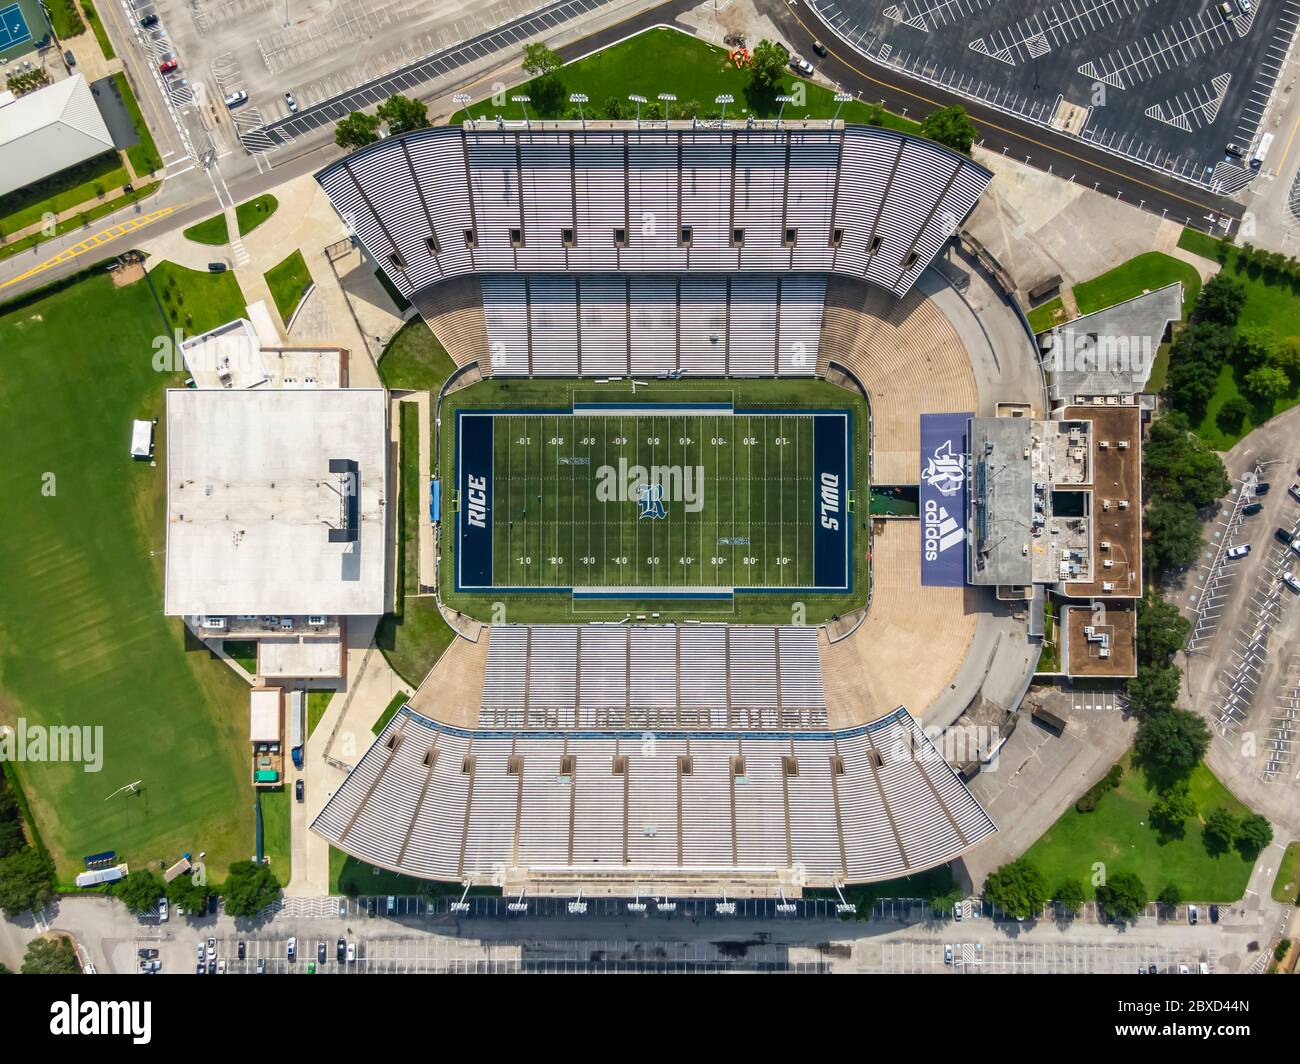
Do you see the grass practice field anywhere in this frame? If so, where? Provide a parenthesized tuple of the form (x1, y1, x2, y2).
(0, 266, 254, 881)
(468, 410, 835, 592)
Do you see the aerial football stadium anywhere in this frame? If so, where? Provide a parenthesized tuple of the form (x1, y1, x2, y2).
(308, 118, 1124, 898)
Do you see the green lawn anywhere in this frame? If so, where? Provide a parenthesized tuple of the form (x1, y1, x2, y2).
(306, 689, 335, 738)
(0, 182, 159, 263)
(258, 788, 291, 883)
(377, 319, 458, 397)
(223, 640, 258, 674)
(1021, 756, 1257, 902)
(0, 267, 255, 882)
(183, 195, 280, 247)
(1026, 297, 1065, 334)
(329, 846, 469, 896)
(1072, 252, 1201, 317)
(468, 26, 921, 134)
(1273, 841, 1300, 904)
(45, 0, 84, 37)
(82, 0, 115, 60)
(148, 261, 247, 337)
(372, 692, 408, 736)
(1036, 601, 1059, 673)
(264, 249, 313, 324)
(1177, 227, 1227, 263)
(0, 152, 128, 238)
(112, 73, 164, 177)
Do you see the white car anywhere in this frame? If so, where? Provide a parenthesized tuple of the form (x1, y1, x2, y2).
(943, 943, 953, 965)
(1225, 544, 1250, 559)
(223, 90, 248, 108)
(346, 942, 357, 964)
(206, 938, 215, 959)
(1288, 483, 1300, 503)
(789, 55, 814, 77)
(1238, 0, 1252, 12)
(1283, 572, 1300, 593)
(287, 936, 297, 961)
(157, 897, 168, 922)
(284, 91, 298, 113)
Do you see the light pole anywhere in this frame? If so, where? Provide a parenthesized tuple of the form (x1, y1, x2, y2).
(452, 92, 472, 126)
(775, 93, 794, 128)
(512, 94, 531, 126)
(629, 93, 647, 127)
(715, 93, 734, 127)
(832, 91, 853, 123)
(657, 92, 676, 125)
(570, 92, 588, 129)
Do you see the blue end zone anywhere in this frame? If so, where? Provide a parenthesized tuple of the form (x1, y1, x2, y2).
(812, 413, 851, 592)
(456, 413, 493, 590)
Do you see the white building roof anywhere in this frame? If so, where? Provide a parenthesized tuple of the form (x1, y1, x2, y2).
(249, 688, 282, 742)
(164, 388, 389, 617)
(0, 75, 116, 198)
(130, 419, 153, 457)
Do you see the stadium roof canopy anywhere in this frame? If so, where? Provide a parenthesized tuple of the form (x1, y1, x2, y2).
(164, 388, 388, 617)
(0, 75, 115, 198)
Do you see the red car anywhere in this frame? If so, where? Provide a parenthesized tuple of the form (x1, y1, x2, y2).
(159, 59, 178, 74)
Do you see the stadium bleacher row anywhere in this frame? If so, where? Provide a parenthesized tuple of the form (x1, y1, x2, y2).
(317, 124, 992, 302)
(311, 703, 997, 885)
(480, 624, 827, 731)
(479, 273, 825, 377)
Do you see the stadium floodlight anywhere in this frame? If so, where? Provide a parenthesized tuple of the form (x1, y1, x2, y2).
(452, 92, 473, 126)
(832, 90, 853, 122)
(716, 893, 737, 916)
(775, 890, 798, 914)
(774, 93, 794, 127)
(834, 885, 857, 916)
(507, 889, 529, 914)
(628, 93, 647, 126)
(627, 893, 648, 914)
(449, 882, 472, 914)
(657, 92, 676, 125)
(512, 94, 531, 125)
(569, 92, 589, 128)
(567, 890, 588, 915)
(715, 93, 734, 125)
(656, 895, 677, 913)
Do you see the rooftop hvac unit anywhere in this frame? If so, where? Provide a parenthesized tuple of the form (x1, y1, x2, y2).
(205, 616, 227, 630)
(1102, 581, 1115, 592)
(1102, 499, 1111, 511)
(1099, 440, 1108, 450)
(307, 616, 327, 626)
(1118, 440, 1129, 449)
(1100, 541, 1111, 551)
(1099, 647, 1111, 658)
(1083, 625, 1095, 636)
(1118, 500, 1129, 510)
(1103, 559, 1114, 569)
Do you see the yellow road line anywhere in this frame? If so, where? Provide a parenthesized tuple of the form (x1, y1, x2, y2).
(1273, 111, 1300, 177)
(786, 2, 1232, 219)
(0, 207, 175, 290)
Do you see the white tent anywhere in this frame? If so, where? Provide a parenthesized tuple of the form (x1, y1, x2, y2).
(130, 419, 154, 458)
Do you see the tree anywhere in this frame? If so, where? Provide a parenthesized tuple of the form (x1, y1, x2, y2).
(1096, 871, 1148, 921)
(1135, 594, 1190, 667)
(1143, 411, 1230, 509)
(22, 936, 80, 975)
(1237, 813, 1273, 855)
(1269, 336, 1300, 383)
(522, 42, 565, 115)
(1053, 879, 1085, 915)
(749, 39, 790, 91)
(1243, 364, 1290, 403)
(115, 869, 164, 914)
(1165, 321, 1235, 417)
(0, 845, 55, 915)
(377, 94, 429, 135)
(1203, 807, 1240, 852)
(1145, 497, 1204, 573)
(335, 111, 380, 150)
(1216, 394, 1251, 433)
(921, 105, 977, 155)
(1126, 663, 1183, 716)
(166, 870, 210, 914)
(1151, 779, 1196, 838)
(222, 860, 281, 917)
(982, 859, 1049, 920)
(521, 42, 563, 78)
(1157, 883, 1182, 907)
(1134, 708, 1210, 782)
(1192, 273, 1246, 326)
(1233, 326, 1278, 372)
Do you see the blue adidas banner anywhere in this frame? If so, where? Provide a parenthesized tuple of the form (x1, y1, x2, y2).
(812, 413, 850, 591)
(919, 412, 972, 587)
(456, 413, 493, 590)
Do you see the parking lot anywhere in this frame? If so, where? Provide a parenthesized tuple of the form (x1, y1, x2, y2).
(808, 0, 1300, 190)
(879, 937, 1215, 973)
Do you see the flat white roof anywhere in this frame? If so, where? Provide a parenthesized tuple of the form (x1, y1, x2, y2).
(164, 388, 388, 616)
(249, 688, 282, 742)
(258, 636, 344, 678)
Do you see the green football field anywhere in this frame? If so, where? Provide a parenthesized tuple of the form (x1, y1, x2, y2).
(485, 412, 821, 590)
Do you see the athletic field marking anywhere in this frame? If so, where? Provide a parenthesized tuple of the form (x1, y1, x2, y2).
(0, 3, 32, 50)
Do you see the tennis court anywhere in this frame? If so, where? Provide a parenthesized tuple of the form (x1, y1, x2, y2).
(0, 3, 32, 50)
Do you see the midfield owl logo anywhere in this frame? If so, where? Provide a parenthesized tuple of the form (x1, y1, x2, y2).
(636, 482, 667, 520)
